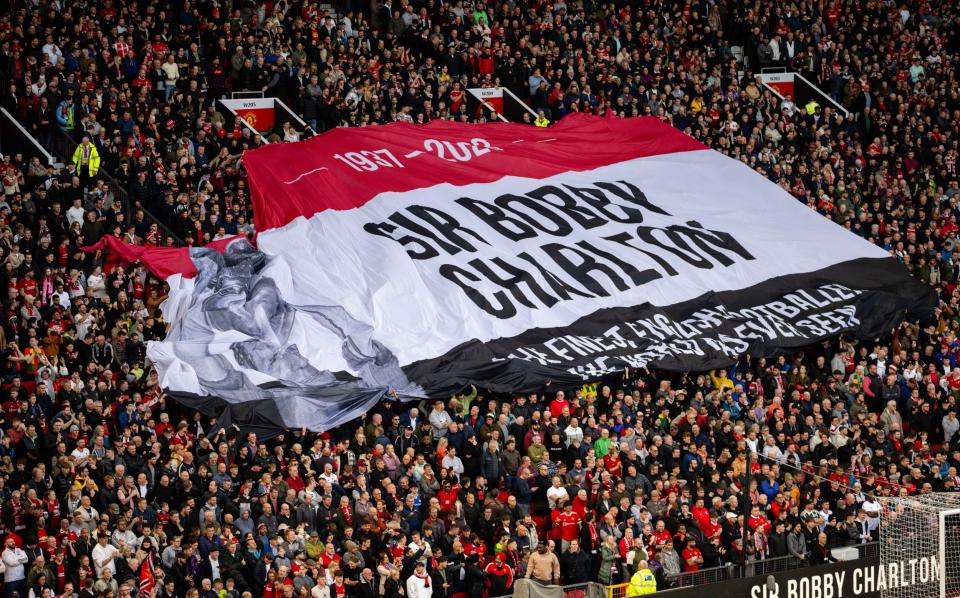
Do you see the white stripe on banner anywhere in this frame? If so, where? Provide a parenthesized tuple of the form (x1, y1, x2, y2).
(146, 137, 929, 431)
(252, 150, 886, 366)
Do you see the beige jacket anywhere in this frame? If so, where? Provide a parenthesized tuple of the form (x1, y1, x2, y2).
(524, 550, 560, 582)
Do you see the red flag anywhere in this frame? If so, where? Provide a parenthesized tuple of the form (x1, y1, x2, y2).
(139, 551, 156, 595)
(80, 234, 244, 279)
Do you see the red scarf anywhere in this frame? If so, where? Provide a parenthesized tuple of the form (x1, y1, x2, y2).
(415, 572, 430, 588)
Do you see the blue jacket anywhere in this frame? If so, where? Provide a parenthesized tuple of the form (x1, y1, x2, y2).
(481, 448, 502, 481)
(56, 100, 74, 130)
(760, 478, 781, 502)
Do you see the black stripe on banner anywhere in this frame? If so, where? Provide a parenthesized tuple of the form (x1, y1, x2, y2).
(167, 384, 389, 439)
(168, 392, 291, 440)
(401, 257, 936, 398)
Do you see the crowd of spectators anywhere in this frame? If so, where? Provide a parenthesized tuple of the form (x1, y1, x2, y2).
(1, 0, 960, 596)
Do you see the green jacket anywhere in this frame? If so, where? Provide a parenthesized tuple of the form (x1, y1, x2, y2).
(305, 538, 324, 560)
(627, 568, 657, 595)
(594, 436, 612, 458)
(72, 142, 101, 175)
(527, 443, 546, 465)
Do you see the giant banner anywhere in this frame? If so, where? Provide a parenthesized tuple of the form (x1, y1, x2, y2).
(146, 114, 935, 431)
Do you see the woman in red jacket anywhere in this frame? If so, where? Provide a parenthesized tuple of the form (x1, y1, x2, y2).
(262, 569, 282, 598)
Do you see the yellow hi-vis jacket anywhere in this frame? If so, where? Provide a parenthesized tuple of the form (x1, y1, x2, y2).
(534, 115, 550, 127)
(804, 100, 820, 115)
(626, 568, 657, 596)
(72, 143, 101, 176)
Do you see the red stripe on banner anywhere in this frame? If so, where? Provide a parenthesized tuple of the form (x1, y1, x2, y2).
(243, 114, 706, 231)
(81, 235, 243, 279)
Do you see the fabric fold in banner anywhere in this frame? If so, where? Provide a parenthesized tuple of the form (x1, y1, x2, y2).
(81, 235, 240, 279)
(146, 114, 936, 432)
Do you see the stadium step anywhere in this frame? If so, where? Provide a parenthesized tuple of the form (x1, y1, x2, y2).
(318, 3, 339, 19)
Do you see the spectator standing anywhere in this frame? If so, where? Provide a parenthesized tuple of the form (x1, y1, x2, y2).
(91, 533, 119, 579)
(524, 542, 560, 585)
(2, 537, 28, 597)
(160, 55, 180, 102)
(406, 560, 432, 598)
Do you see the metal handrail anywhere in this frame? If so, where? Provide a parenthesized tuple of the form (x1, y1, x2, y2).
(231, 90, 266, 99)
(0, 107, 60, 166)
(664, 562, 738, 588)
(50, 127, 184, 245)
(792, 71, 850, 117)
(666, 542, 880, 590)
(235, 114, 270, 145)
(273, 97, 318, 137)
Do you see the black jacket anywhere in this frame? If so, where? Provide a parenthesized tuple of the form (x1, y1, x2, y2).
(560, 549, 592, 584)
(430, 568, 454, 598)
(196, 558, 221, 585)
(354, 578, 377, 598)
(809, 542, 838, 566)
(464, 563, 486, 598)
(768, 531, 789, 557)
